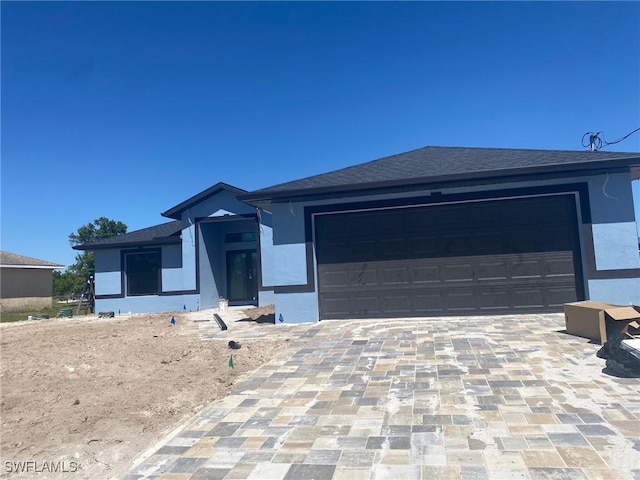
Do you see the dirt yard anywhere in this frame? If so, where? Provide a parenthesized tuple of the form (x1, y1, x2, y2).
(0, 307, 288, 479)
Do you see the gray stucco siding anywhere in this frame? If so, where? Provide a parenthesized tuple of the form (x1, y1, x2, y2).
(95, 293, 199, 315)
(259, 211, 275, 289)
(587, 173, 640, 274)
(274, 244, 308, 286)
(161, 244, 184, 292)
(588, 278, 640, 306)
(95, 245, 187, 297)
(95, 249, 123, 296)
(259, 289, 275, 306)
(180, 230, 197, 292)
(271, 203, 309, 290)
(181, 189, 255, 221)
(275, 291, 319, 324)
(199, 217, 261, 309)
(587, 172, 636, 224)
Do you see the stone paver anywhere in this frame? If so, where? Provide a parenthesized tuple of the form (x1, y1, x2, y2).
(126, 313, 640, 479)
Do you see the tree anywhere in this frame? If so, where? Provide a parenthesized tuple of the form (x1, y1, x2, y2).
(52, 270, 85, 299)
(68, 216, 128, 246)
(53, 217, 127, 298)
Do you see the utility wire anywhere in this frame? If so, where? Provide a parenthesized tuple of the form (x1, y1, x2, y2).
(582, 127, 640, 151)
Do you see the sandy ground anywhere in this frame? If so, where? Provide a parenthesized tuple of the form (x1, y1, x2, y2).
(0, 307, 288, 479)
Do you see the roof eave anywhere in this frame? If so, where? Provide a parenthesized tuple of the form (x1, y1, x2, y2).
(161, 182, 248, 220)
(241, 158, 640, 205)
(1, 264, 64, 269)
(73, 237, 182, 251)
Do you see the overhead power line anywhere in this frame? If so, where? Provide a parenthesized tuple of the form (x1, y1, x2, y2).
(582, 127, 640, 151)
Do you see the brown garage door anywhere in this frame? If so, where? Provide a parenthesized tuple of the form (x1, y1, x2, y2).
(315, 195, 583, 319)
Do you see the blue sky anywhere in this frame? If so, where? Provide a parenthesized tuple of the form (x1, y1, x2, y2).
(2, 1, 639, 268)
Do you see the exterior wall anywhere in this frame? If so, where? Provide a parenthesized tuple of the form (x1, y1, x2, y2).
(199, 224, 223, 309)
(92, 189, 274, 314)
(199, 218, 258, 309)
(95, 294, 199, 315)
(272, 202, 308, 289)
(258, 289, 275, 306)
(586, 172, 640, 304)
(0, 267, 55, 312)
(161, 244, 183, 291)
(180, 190, 258, 294)
(269, 170, 640, 323)
(258, 210, 275, 306)
(94, 249, 122, 295)
(274, 292, 318, 324)
(95, 245, 185, 297)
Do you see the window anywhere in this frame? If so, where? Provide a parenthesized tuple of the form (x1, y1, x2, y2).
(225, 232, 256, 243)
(125, 250, 160, 295)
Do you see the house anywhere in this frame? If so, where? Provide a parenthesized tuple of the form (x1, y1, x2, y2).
(73, 183, 274, 314)
(0, 251, 63, 312)
(76, 146, 640, 323)
(242, 146, 640, 323)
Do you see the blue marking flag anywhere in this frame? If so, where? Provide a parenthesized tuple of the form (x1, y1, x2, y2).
(183, 304, 187, 311)
(170, 316, 176, 325)
(278, 313, 284, 323)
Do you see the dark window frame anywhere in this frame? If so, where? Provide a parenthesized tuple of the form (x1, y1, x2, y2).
(123, 248, 162, 296)
(225, 232, 257, 243)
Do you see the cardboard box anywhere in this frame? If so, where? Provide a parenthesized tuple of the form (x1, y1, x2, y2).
(563, 301, 640, 344)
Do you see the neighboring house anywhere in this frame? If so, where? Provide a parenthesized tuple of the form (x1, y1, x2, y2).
(76, 146, 640, 323)
(0, 251, 63, 312)
(242, 146, 640, 323)
(73, 183, 274, 314)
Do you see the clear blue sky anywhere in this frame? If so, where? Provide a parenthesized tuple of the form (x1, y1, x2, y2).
(2, 1, 639, 268)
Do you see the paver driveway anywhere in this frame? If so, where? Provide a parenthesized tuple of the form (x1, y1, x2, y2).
(125, 313, 640, 480)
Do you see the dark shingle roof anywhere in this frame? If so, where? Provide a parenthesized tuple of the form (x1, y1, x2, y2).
(243, 146, 640, 203)
(162, 182, 247, 220)
(73, 221, 182, 250)
(0, 251, 63, 268)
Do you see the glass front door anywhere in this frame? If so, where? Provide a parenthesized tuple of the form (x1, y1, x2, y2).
(226, 250, 258, 305)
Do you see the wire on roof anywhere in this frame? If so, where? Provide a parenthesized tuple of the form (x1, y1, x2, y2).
(582, 127, 640, 151)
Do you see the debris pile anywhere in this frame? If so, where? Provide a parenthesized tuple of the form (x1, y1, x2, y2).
(564, 301, 640, 377)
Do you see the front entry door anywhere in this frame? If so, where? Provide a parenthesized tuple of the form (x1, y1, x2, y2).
(226, 250, 258, 305)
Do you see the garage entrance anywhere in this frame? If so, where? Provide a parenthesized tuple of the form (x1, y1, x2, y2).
(315, 195, 583, 319)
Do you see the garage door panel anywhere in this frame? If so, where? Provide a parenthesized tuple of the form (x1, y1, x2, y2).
(545, 256, 577, 276)
(322, 297, 351, 317)
(445, 291, 477, 311)
(321, 270, 349, 288)
(548, 288, 579, 306)
(350, 268, 378, 286)
(478, 290, 511, 310)
(413, 293, 444, 312)
(413, 265, 441, 283)
(442, 263, 474, 282)
(383, 294, 412, 314)
(352, 296, 380, 316)
(512, 289, 546, 308)
(476, 262, 509, 280)
(316, 196, 581, 319)
(378, 238, 407, 258)
(408, 236, 440, 256)
(511, 260, 543, 279)
(381, 267, 409, 285)
(319, 280, 579, 318)
(352, 241, 376, 261)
